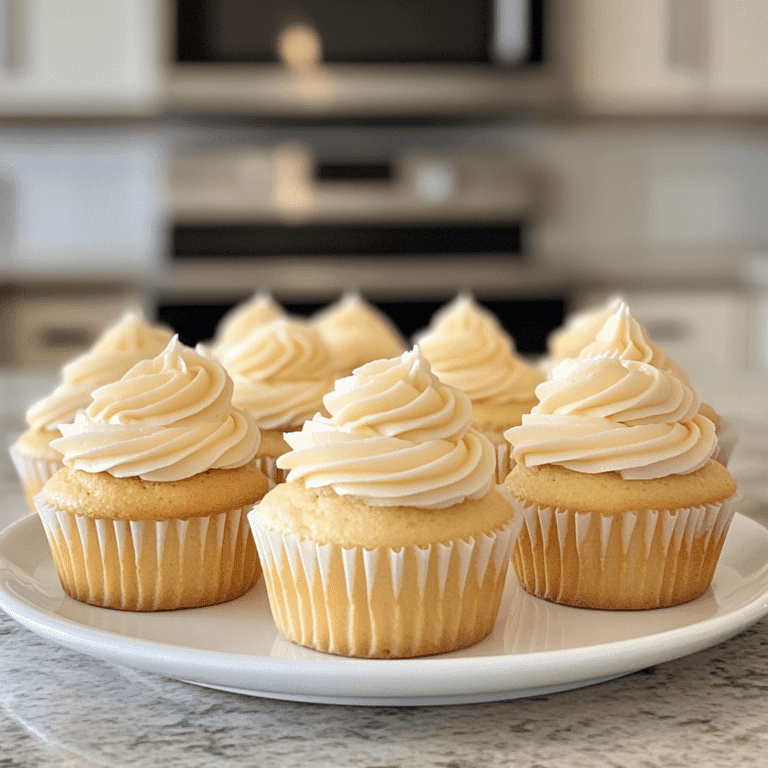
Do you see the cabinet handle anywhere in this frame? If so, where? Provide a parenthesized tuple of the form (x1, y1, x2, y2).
(2, 0, 26, 72)
(667, 0, 709, 73)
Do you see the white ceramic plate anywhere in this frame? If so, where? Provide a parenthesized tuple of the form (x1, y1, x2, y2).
(1, 511, 767, 707)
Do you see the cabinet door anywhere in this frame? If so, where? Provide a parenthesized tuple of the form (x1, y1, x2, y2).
(707, 0, 768, 109)
(572, 0, 708, 112)
(0, 0, 159, 115)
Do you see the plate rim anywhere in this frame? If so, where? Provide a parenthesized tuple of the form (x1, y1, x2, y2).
(2, 511, 768, 705)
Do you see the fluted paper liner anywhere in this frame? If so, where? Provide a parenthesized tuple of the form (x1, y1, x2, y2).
(248, 508, 518, 658)
(9, 441, 63, 512)
(510, 495, 738, 610)
(35, 498, 260, 611)
(253, 456, 289, 486)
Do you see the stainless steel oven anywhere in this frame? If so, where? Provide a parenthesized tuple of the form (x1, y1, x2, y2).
(156, 142, 569, 352)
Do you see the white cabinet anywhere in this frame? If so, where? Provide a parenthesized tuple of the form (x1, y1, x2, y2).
(573, 0, 768, 113)
(707, 0, 768, 109)
(0, 0, 160, 115)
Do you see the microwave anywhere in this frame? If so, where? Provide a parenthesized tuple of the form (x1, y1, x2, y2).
(164, 0, 567, 119)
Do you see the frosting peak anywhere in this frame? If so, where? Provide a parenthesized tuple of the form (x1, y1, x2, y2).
(311, 291, 406, 375)
(212, 291, 285, 350)
(548, 295, 624, 361)
(578, 299, 690, 382)
(414, 294, 543, 405)
(277, 347, 496, 507)
(51, 337, 261, 481)
(215, 318, 335, 430)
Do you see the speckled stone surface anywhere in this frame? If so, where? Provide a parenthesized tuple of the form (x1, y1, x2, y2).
(2, 368, 768, 768)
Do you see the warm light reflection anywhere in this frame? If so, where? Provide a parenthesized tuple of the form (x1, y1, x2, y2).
(279, 24, 322, 73)
(273, 143, 316, 218)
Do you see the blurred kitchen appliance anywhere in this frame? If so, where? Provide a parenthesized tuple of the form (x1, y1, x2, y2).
(165, 0, 565, 118)
(159, 143, 566, 352)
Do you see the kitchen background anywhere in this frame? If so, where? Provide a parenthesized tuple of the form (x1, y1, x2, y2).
(1, 0, 766, 375)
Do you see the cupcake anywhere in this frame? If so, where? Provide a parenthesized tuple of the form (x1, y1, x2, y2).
(310, 291, 406, 378)
(36, 337, 268, 611)
(211, 291, 286, 349)
(414, 294, 545, 483)
(213, 317, 336, 484)
(504, 319, 738, 610)
(248, 347, 518, 658)
(10, 312, 174, 510)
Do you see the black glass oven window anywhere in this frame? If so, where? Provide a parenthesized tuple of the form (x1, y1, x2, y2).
(176, 0, 493, 63)
(172, 223, 523, 258)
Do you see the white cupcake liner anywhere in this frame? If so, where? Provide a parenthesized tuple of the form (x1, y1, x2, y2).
(9, 441, 63, 511)
(35, 498, 259, 611)
(253, 455, 289, 486)
(248, 507, 518, 658)
(510, 494, 739, 610)
(713, 416, 738, 467)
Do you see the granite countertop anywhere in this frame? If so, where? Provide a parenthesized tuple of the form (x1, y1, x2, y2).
(1, 368, 768, 768)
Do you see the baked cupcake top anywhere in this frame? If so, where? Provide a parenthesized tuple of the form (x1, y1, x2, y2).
(311, 291, 406, 376)
(414, 294, 544, 407)
(25, 312, 174, 433)
(50, 336, 261, 482)
(547, 295, 624, 361)
(505, 321, 718, 480)
(212, 291, 286, 349)
(276, 346, 496, 508)
(214, 317, 335, 431)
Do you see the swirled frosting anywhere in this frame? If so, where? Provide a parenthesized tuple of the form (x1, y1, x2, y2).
(311, 291, 406, 375)
(548, 295, 624, 361)
(51, 337, 261, 482)
(414, 294, 544, 405)
(505, 353, 717, 479)
(25, 312, 174, 433)
(212, 291, 286, 350)
(215, 318, 335, 430)
(578, 299, 691, 383)
(277, 347, 497, 507)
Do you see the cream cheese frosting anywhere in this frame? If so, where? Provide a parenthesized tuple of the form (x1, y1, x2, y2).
(25, 312, 174, 433)
(311, 291, 406, 375)
(277, 347, 497, 507)
(212, 291, 286, 350)
(505, 351, 717, 480)
(214, 318, 335, 430)
(547, 295, 624, 361)
(414, 294, 544, 405)
(51, 337, 261, 482)
(577, 298, 691, 383)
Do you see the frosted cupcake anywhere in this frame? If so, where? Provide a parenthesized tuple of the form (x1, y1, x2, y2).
(248, 347, 518, 658)
(311, 291, 406, 378)
(10, 312, 174, 510)
(213, 317, 336, 484)
(414, 294, 545, 483)
(504, 319, 738, 610)
(36, 337, 268, 611)
(211, 291, 286, 348)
